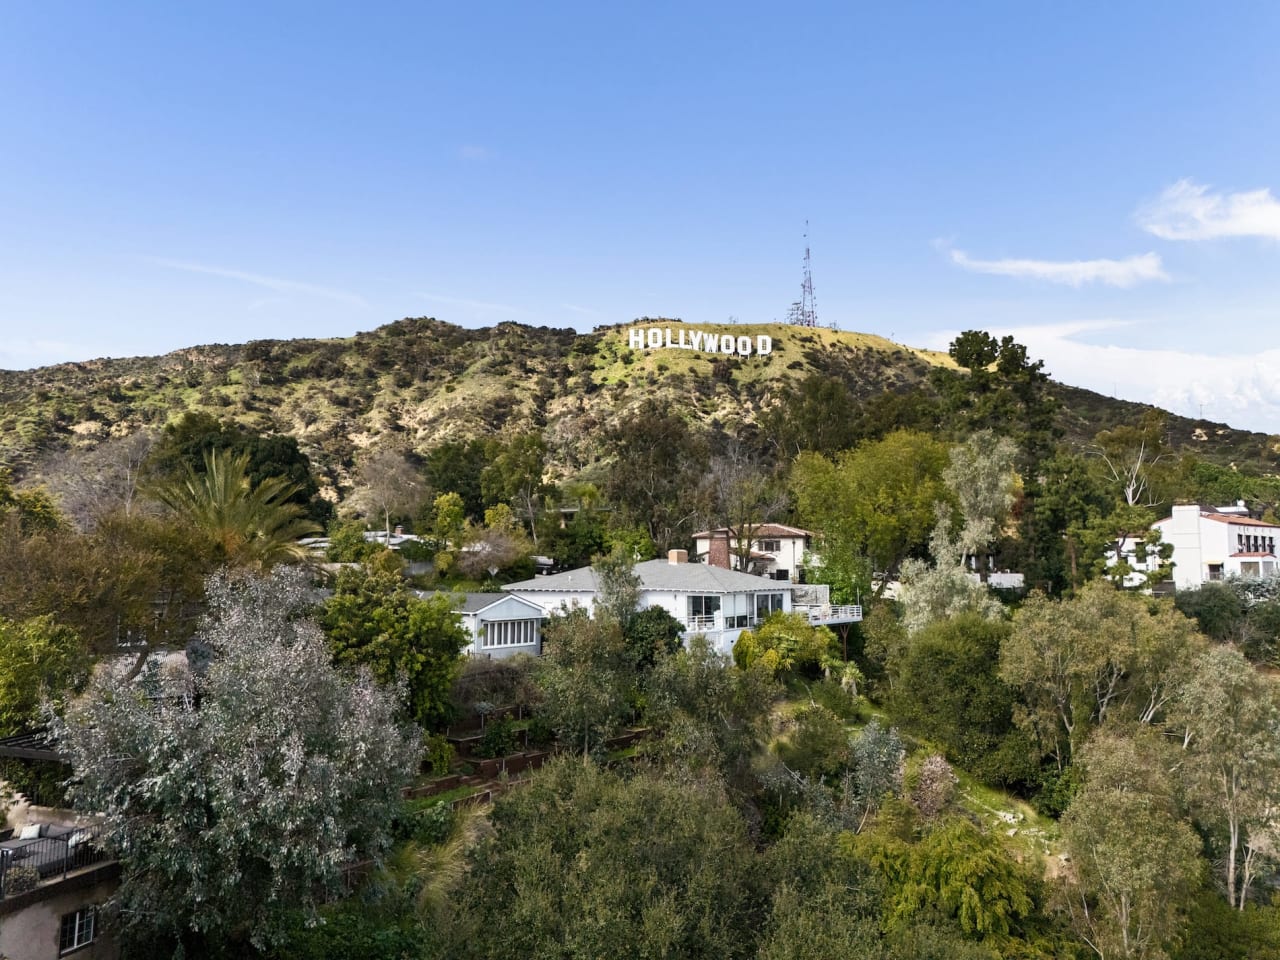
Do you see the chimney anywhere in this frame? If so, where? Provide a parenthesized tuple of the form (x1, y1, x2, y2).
(708, 532, 731, 570)
(668, 549, 688, 565)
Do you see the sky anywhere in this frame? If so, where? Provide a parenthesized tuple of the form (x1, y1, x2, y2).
(2, 3, 1280, 432)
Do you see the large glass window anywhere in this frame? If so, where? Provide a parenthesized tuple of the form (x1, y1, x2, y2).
(482, 619, 539, 648)
(59, 907, 96, 954)
(687, 596, 721, 623)
(755, 593, 785, 622)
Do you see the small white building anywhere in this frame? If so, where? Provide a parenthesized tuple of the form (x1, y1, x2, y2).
(503, 550, 860, 655)
(691, 524, 814, 581)
(1153, 503, 1280, 590)
(418, 592, 547, 660)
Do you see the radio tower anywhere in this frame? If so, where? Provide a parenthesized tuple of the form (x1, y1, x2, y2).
(787, 222, 819, 327)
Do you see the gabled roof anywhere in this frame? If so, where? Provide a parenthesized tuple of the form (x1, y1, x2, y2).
(691, 523, 812, 539)
(504, 560, 790, 595)
(417, 591, 546, 616)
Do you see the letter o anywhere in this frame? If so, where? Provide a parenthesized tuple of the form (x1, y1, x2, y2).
(737, 336, 752, 355)
(720, 334, 734, 354)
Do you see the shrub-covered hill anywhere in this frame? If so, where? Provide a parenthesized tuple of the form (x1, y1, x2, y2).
(1, 317, 1277, 489)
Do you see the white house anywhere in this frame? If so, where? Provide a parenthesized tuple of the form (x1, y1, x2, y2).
(418, 592, 547, 660)
(691, 524, 813, 581)
(1152, 503, 1280, 590)
(503, 550, 861, 655)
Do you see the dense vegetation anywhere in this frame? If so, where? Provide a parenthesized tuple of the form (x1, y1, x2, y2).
(3, 320, 1280, 959)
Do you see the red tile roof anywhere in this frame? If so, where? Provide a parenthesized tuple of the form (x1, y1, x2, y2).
(1203, 514, 1280, 528)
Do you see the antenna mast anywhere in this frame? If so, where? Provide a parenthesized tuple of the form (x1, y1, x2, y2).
(788, 221, 819, 327)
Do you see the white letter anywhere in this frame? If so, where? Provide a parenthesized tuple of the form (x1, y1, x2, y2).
(689, 331, 703, 350)
(648, 328, 663, 348)
(720, 334, 734, 354)
(678, 329, 690, 349)
(664, 328, 673, 347)
(757, 335, 773, 356)
(737, 336, 752, 356)
(629, 328, 645, 350)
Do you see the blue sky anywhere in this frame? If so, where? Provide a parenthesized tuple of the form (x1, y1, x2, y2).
(3, 3, 1280, 431)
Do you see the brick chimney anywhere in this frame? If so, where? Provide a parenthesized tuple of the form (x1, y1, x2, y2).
(708, 531, 731, 570)
(667, 549, 688, 565)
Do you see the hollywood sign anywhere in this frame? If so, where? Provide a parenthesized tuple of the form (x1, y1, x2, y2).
(628, 327, 773, 358)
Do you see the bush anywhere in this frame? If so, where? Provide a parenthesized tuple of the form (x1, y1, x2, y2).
(775, 705, 850, 782)
(809, 678, 863, 720)
(476, 717, 518, 759)
(423, 732, 455, 777)
(1031, 762, 1081, 819)
(910, 754, 958, 819)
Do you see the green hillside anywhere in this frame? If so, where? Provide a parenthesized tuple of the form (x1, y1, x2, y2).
(1, 317, 1276, 490)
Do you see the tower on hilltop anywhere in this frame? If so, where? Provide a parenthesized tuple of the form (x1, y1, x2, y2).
(787, 222, 818, 327)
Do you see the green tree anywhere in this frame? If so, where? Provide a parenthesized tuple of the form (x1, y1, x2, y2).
(52, 568, 421, 954)
(1170, 646, 1280, 909)
(423, 439, 489, 522)
(1060, 730, 1202, 960)
(536, 608, 632, 759)
(443, 760, 760, 960)
(320, 566, 469, 730)
(480, 433, 550, 546)
(793, 430, 951, 598)
(732, 611, 839, 679)
(0, 614, 87, 736)
(147, 448, 320, 569)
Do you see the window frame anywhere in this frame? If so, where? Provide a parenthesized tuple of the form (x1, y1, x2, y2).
(59, 906, 96, 955)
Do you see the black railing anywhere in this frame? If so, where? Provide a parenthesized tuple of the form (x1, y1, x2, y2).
(0, 827, 108, 901)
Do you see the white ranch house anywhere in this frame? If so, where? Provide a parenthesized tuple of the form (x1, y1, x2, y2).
(1156, 503, 1280, 590)
(418, 592, 547, 660)
(503, 550, 860, 655)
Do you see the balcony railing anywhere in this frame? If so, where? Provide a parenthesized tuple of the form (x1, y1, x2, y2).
(678, 605, 863, 635)
(0, 825, 109, 901)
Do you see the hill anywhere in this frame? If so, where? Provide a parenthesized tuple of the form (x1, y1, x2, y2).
(1, 317, 1276, 495)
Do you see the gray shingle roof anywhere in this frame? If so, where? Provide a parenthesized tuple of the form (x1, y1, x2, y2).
(503, 560, 788, 595)
(416, 591, 544, 614)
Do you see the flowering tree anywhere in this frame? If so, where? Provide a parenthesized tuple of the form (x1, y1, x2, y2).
(52, 568, 421, 953)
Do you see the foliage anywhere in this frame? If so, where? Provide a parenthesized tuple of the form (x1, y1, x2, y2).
(535, 608, 632, 758)
(792, 430, 952, 598)
(479, 433, 550, 545)
(775, 703, 851, 782)
(591, 544, 641, 634)
(324, 518, 380, 563)
(320, 567, 469, 730)
(0, 614, 88, 736)
(911, 754, 959, 819)
(1170, 645, 1280, 909)
(1002, 582, 1203, 767)
(1175, 894, 1280, 960)
(441, 759, 760, 960)
(623, 604, 684, 671)
(423, 439, 489, 523)
(891, 613, 1033, 786)
(898, 511, 1007, 635)
(847, 718, 906, 821)
(732, 611, 838, 679)
(0, 467, 65, 535)
(52, 567, 421, 953)
(351, 447, 425, 543)
(423, 732, 455, 777)
(476, 716, 518, 759)
(808, 675, 863, 719)
(1060, 730, 1202, 960)
(3, 863, 39, 894)
(453, 506, 534, 581)
(146, 447, 321, 569)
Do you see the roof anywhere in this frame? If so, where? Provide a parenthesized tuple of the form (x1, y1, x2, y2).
(417, 591, 546, 616)
(1203, 514, 1280, 528)
(691, 523, 812, 540)
(504, 560, 791, 595)
(1230, 551, 1276, 558)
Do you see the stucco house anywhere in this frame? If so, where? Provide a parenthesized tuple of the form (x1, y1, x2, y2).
(1151, 503, 1280, 590)
(691, 524, 813, 581)
(503, 550, 860, 655)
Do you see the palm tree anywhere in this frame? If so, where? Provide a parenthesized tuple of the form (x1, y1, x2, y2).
(149, 449, 321, 569)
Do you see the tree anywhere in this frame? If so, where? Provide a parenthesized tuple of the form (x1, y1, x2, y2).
(1170, 646, 1280, 909)
(147, 448, 320, 569)
(423, 439, 489, 522)
(1003, 583, 1204, 769)
(320, 566, 469, 730)
(898, 512, 1006, 635)
(442, 760, 760, 960)
(453, 505, 534, 581)
(536, 608, 632, 759)
(732, 611, 839, 679)
(35, 430, 155, 529)
(1060, 730, 1202, 960)
(1095, 412, 1174, 508)
(351, 447, 424, 545)
(943, 430, 1019, 568)
(480, 433, 550, 546)
(51, 568, 421, 953)
(792, 430, 952, 598)
(0, 614, 87, 736)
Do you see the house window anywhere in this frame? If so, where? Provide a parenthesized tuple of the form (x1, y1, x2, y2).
(687, 595, 721, 624)
(482, 619, 539, 648)
(1241, 561, 1261, 579)
(755, 593, 785, 621)
(1208, 564, 1224, 581)
(758, 539, 781, 553)
(722, 594, 751, 629)
(59, 906, 96, 954)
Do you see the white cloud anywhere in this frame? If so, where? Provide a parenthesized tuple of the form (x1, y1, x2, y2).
(948, 249, 1169, 288)
(1137, 179, 1280, 241)
(147, 258, 366, 306)
(925, 321, 1280, 435)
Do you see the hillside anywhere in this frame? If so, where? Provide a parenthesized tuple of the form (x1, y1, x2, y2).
(1, 318, 1276, 494)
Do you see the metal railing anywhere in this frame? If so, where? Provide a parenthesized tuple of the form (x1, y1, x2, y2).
(0, 826, 108, 901)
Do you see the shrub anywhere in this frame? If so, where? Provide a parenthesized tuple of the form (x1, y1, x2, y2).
(3, 863, 39, 895)
(911, 754, 958, 819)
(810, 678, 862, 720)
(423, 733, 455, 777)
(476, 717, 517, 759)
